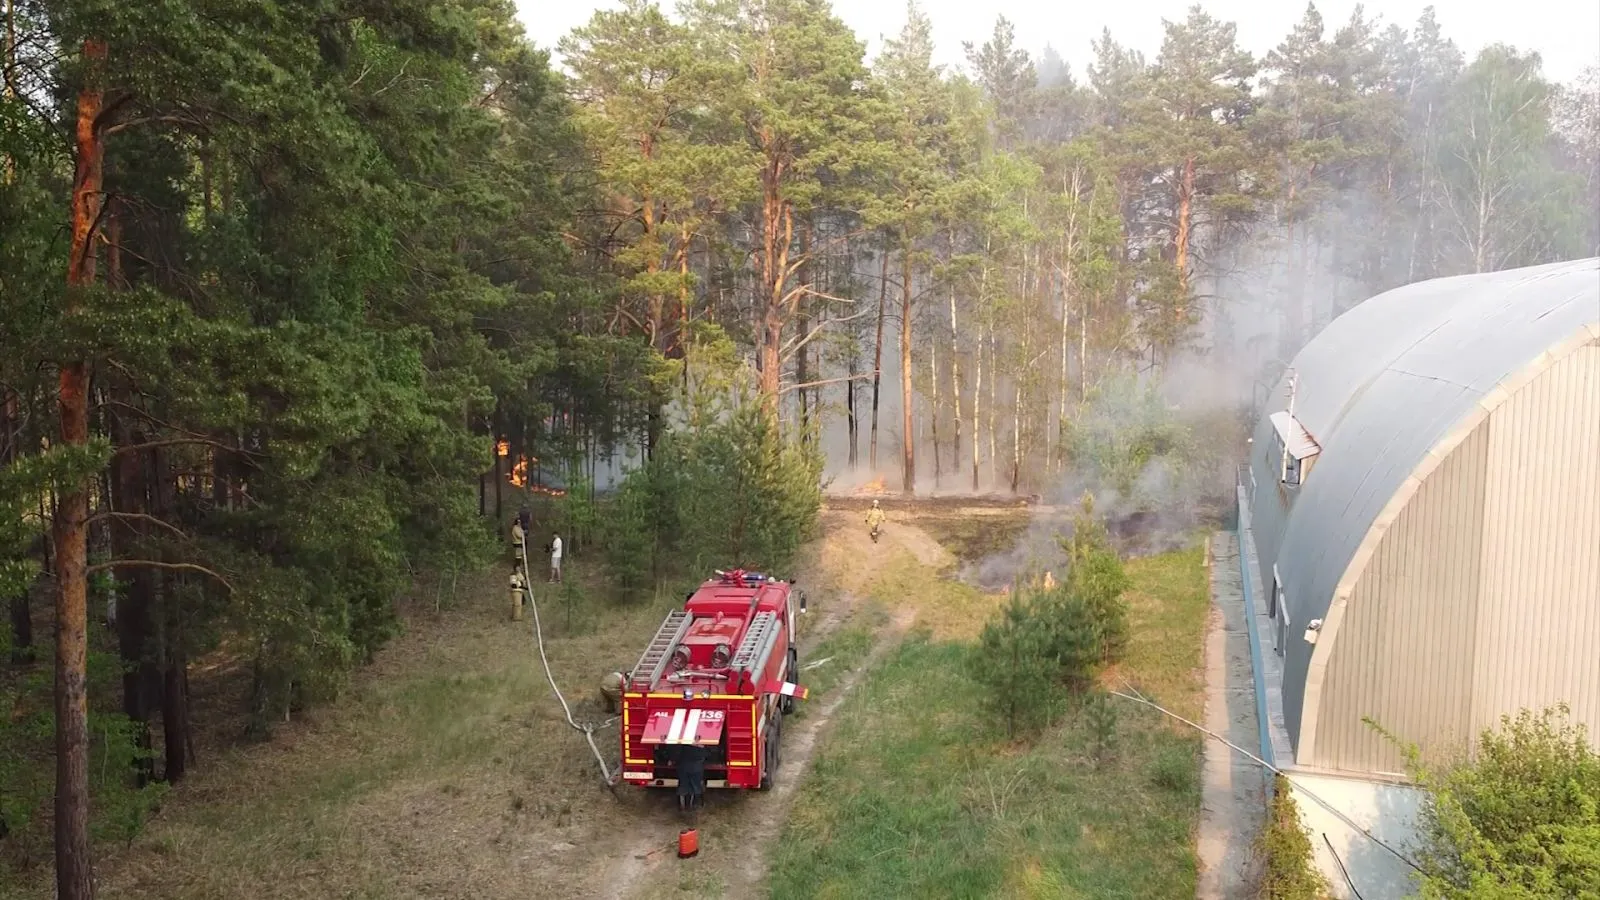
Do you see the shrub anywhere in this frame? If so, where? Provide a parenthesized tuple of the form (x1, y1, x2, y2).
(970, 571, 1123, 738)
(1406, 705, 1600, 899)
(1255, 774, 1330, 900)
(603, 394, 822, 594)
(1085, 689, 1119, 766)
(1149, 742, 1197, 794)
(970, 591, 1066, 738)
(1060, 494, 1131, 664)
(1060, 372, 1196, 500)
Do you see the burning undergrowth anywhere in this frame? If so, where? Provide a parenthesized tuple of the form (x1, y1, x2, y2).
(962, 374, 1244, 592)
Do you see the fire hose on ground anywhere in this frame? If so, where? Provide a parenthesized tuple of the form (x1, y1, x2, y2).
(518, 536, 620, 789)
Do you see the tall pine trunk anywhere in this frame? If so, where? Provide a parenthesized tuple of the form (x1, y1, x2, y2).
(899, 242, 915, 494)
(756, 176, 793, 408)
(947, 230, 962, 477)
(986, 311, 997, 487)
(56, 37, 105, 900)
(929, 338, 940, 488)
(1175, 156, 1195, 296)
(109, 416, 157, 786)
(972, 246, 987, 492)
(3, 389, 29, 662)
(869, 247, 888, 472)
(846, 348, 858, 469)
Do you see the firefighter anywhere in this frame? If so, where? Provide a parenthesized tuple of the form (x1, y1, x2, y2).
(599, 671, 625, 714)
(864, 499, 886, 542)
(676, 745, 707, 814)
(510, 517, 526, 559)
(509, 563, 528, 621)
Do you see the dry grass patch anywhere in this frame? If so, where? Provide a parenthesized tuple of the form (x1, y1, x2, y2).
(78, 563, 687, 900)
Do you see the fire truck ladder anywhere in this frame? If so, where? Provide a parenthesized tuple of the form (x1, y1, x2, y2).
(632, 609, 693, 689)
(731, 610, 780, 685)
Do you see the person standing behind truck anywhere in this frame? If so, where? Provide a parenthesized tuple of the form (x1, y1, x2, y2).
(548, 532, 563, 583)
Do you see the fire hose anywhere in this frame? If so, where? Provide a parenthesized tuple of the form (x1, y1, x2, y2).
(518, 536, 620, 788)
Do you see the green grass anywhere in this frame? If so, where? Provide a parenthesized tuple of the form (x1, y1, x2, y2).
(765, 544, 1211, 900)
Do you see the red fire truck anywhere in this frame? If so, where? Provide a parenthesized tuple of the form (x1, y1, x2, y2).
(619, 569, 808, 809)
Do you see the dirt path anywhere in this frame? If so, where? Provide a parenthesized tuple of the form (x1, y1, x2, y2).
(599, 602, 915, 900)
(596, 512, 932, 900)
(1197, 531, 1266, 898)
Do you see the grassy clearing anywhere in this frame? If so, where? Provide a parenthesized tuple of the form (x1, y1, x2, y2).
(766, 544, 1211, 900)
(55, 563, 686, 900)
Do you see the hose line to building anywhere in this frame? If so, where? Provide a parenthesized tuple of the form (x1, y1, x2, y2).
(519, 535, 620, 787)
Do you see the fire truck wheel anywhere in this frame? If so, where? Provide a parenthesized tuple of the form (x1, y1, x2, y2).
(759, 719, 782, 790)
(780, 648, 798, 715)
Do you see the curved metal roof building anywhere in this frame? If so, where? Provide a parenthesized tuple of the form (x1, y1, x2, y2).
(1246, 257, 1600, 774)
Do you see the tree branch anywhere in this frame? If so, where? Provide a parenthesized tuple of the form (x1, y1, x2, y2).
(85, 560, 233, 592)
(780, 307, 871, 358)
(779, 373, 875, 395)
(86, 511, 189, 541)
(113, 437, 254, 459)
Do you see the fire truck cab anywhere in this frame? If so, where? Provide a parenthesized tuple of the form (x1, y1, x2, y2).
(619, 570, 807, 807)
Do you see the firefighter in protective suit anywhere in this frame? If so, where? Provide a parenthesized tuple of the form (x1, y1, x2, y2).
(599, 671, 626, 714)
(865, 499, 886, 543)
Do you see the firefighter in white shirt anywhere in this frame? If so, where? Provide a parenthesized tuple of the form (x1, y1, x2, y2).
(548, 532, 563, 583)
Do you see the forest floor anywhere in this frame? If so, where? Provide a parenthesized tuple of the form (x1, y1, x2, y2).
(9, 500, 1210, 899)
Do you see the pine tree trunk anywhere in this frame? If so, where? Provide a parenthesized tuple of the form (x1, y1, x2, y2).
(795, 219, 812, 433)
(4, 387, 28, 661)
(1058, 166, 1082, 474)
(986, 312, 997, 487)
(947, 230, 962, 476)
(971, 262, 985, 493)
(756, 182, 793, 407)
(900, 242, 915, 494)
(930, 338, 940, 488)
(1175, 155, 1195, 296)
(869, 246, 888, 472)
(846, 347, 858, 469)
(56, 37, 104, 900)
(6, 589, 28, 663)
(109, 415, 157, 786)
(152, 447, 188, 783)
(1080, 299, 1089, 404)
(1011, 379, 1023, 495)
(1282, 183, 1303, 361)
(161, 656, 189, 782)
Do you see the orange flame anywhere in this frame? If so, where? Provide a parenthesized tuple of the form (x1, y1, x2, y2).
(510, 455, 529, 488)
(495, 439, 510, 458)
(854, 475, 889, 496)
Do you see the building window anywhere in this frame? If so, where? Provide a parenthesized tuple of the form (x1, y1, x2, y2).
(1269, 410, 1319, 487)
(1268, 567, 1280, 618)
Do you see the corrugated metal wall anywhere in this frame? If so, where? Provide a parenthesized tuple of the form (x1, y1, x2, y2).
(1471, 342, 1600, 738)
(1312, 341, 1600, 772)
(1315, 425, 1488, 772)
